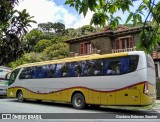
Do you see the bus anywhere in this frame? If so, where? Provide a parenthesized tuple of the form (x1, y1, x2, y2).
(0, 66, 12, 96)
(6, 51, 156, 109)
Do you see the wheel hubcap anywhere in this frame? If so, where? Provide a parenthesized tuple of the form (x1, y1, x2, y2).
(19, 93, 23, 100)
(75, 97, 82, 106)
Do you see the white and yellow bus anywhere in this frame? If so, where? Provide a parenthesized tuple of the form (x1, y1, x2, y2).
(6, 51, 156, 109)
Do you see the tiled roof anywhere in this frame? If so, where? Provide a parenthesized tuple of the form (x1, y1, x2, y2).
(64, 26, 149, 43)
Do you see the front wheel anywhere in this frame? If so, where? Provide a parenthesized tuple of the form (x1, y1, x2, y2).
(17, 91, 24, 102)
(72, 93, 85, 109)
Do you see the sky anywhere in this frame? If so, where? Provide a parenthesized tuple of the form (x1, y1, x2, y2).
(15, 0, 146, 30)
(15, 0, 94, 30)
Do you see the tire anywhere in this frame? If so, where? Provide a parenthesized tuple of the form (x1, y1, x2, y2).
(72, 93, 85, 109)
(17, 91, 24, 102)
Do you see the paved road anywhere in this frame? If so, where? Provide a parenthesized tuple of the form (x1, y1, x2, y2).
(0, 97, 159, 122)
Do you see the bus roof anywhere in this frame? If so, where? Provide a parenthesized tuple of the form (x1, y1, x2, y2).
(16, 52, 130, 68)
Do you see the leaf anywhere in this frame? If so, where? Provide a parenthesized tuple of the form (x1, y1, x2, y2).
(137, 14, 142, 23)
(138, 5, 146, 11)
(88, 0, 97, 11)
(79, 4, 88, 17)
(125, 12, 133, 24)
(65, 0, 74, 4)
(75, 4, 79, 11)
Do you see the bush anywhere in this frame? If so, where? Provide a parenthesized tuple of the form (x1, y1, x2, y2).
(8, 52, 48, 68)
(43, 42, 69, 60)
(34, 39, 52, 52)
(156, 79, 160, 98)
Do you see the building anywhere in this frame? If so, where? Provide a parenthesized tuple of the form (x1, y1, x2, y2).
(64, 26, 142, 55)
(64, 26, 160, 78)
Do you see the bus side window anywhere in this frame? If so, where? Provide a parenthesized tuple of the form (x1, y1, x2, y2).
(107, 59, 120, 75)
(47, 64, 56, 78)
(120, 57, 129, 74)
(68, 62, 79, 77)
(94, 60, 103, 76)
(54, 64, 62, 78)
(61, 63, 68, 77)
(34, 66, 47, 78)
(19, 67, 34, 79)
(80, 61, 87, 76)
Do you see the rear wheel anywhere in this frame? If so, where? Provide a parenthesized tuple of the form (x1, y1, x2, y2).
(17, 91, 24, 102)
(72, 93, 85, 109)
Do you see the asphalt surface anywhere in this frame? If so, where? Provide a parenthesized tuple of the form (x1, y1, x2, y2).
(0, 97, 160, 122)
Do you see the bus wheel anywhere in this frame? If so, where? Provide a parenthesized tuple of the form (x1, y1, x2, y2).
(72, 93, 85, 109)
(17, 91, 24, 102)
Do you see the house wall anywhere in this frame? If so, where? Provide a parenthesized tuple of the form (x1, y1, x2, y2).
(69, 42, 80, 54)
(91, 37, 112, 54)
(69, 37, 112, 55)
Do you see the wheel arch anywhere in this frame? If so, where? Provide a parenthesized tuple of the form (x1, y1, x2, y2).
(16, 89, 22, 98)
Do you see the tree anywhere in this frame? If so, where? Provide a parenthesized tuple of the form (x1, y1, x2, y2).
(10, 9, 36, 36)
(8, 52, 48, 68)
(0, 0, 37, 65)
(53, 22, 65, 35)
(25, 29, 43, 51)
(80, 25, 96, 35)
(38, 22, 54, 32)
(34, 39, 52, 52)
(43, 43, 69, 60)
(65, 0, 160, 53)
(65, 28, 76, 37)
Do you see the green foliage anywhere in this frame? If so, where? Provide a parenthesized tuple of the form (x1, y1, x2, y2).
(90, 12, 109, 27)
(136, 28, 159, 53)
(157, 79, 160, 98)
(43, 43, 69, 60)
(65, 28, 77, 37)
(8, 52, 48, 68)
(0, 0, 37, 65)
(25, 29, 43, 51)
(34, 39, 52, 52)
(51, 36, 70, 43)
(38, 22, 54, 32)
(52, 22, 65, 35)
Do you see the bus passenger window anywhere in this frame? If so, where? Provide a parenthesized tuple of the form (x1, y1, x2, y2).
(68, 62, 80, 77)
(19, 67, 34, 79)
(120, 58, 129, 74)
(61, 63, 68, 77)
(34, 66, 46, 78)
(46, 64, 56, 78)
(54, 64, 62, 78)
(107, 60, 120, 75)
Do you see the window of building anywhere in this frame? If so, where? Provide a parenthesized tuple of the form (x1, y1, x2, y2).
(80, 42, 92, 55)
(114, 36, 134, 49)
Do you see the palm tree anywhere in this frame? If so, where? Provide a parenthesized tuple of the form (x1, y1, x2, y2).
(0, 0, 37, 65)
(10, 9, 37, 37)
